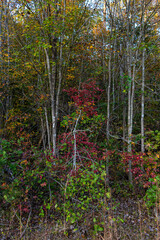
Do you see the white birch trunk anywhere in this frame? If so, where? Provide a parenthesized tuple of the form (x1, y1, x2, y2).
(106, 53, 111, 141)
(126, 3, 133, 184)
(51, 62, 56, 156)
(141, 47, 145, 153)
(112, 38, 116, 111)
(40, 116, 46, 150)
(141, 0, 145, 153)
(73, 112, 81, 170)
(45, 48, 56, 155)
(0, 3, 2, 148)
(44, 106, 51, 150)
(56, 0, 65, 121)
(120, 43, 126, 151)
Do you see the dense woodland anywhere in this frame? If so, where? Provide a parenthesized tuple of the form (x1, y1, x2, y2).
(0, 0, 160, 239)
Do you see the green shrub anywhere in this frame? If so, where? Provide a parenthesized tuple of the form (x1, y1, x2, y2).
(144, 176, 160, 208)
(62, 163, 112, 233)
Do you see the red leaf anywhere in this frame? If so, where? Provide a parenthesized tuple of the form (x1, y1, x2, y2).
(40, 182, 47, 187)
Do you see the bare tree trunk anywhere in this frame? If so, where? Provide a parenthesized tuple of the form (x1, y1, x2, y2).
(51, 61, 56, 156)
(40, 116, 46, 150)
(120, 43, 126, 151)
(141, 47, 145, 153)
(73, 111, 81, 170)
(44, 106, 51, 150)
(55, 35, 62, 152)
(0, 2, 2, 148)
(106, 0, 112, 141)
(102, 33, 106, 86)
(126, 1, 133, 184)
(112, 38, 116, 111)
(41, 2, 58, 156)
(56, 0, 66, 131)
(5, 0, 10, 121)
(141, 0, 145, 153)
(127, 40, 133, 184)
(103, 0, 106, 27)
(130, 0, 136, 138)
(126, 40, 132, 152)
(45, 48, 56, 155)
(130, 61, 136, 136)
(106, 53, 111, 141)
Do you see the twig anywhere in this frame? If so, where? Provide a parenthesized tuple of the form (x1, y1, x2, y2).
(12, 208, 24, 228)
(20, 208, 32, 239)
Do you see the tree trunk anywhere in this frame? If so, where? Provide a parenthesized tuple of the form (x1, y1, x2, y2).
(126, 2, 133, 184)
(106, 53, 111, 141)
(141, 0, 145, 153)
(45, 48, 56, 155)
(44, 106, 51, 150)
(73, 111, 81, 170)
(0, 1, 3, 143)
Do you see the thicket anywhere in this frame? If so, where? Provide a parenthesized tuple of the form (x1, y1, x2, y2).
(0, 0, 160, 239)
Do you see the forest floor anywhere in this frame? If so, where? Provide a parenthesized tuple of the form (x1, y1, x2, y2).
(0, 197, 160, 240)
